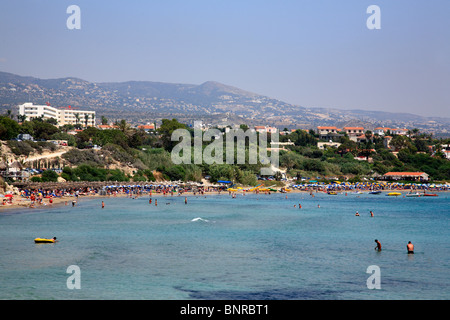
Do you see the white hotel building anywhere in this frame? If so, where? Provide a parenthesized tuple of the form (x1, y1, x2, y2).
(18, 103, 96, 127)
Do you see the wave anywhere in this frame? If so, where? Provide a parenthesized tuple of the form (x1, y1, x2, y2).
(191, 217, 209, 223)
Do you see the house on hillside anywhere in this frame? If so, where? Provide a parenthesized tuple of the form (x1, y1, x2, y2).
(391, 128, 408, 136)
(317, 141, 341, 150)
(137, 124, 155, 132)
(343, 127, 364, 142)
(254, 126, 277, 134)
(316, 126, 343, 142)
(374, 127, 390, 136)
(383, 172, 429, 182)
(316, 126, 340, 135)
(3, 161, 30, 181)
(97, 124, 119, 130)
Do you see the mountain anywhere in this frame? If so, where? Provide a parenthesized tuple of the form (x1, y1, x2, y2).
(0, 71, 449, 135)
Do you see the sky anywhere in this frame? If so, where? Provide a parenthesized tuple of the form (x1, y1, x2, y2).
(0, 0, 449, 118)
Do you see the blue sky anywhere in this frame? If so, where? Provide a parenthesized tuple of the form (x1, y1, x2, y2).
(0, 0, 449, 117)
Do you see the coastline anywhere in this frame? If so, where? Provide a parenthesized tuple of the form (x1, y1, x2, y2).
(1, 185, 447, 214)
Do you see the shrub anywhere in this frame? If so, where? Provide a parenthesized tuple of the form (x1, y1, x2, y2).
(41, 170, 58, 182)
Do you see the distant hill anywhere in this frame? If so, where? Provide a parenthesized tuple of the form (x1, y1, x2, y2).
(0, 71, 449, 135)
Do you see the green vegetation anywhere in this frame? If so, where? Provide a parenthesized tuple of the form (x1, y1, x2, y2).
(1, 114, 449, 183)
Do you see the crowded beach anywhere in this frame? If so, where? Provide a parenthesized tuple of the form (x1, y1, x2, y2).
(1, 180, 448, 211)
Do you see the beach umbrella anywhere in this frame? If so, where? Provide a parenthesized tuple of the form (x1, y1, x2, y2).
(5, 194, 13, 198)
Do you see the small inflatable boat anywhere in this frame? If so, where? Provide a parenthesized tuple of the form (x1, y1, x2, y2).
(34, 238, 56, 243)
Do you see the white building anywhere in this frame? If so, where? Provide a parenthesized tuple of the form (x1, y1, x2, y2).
(317, 141, 342, 150)
(391, 128, 408, 136)
(316, 126, 340, 135)
(343, 127, 364, 142)
(374, 127, 390, 136)
(254, 126, 277, 134)
(18, 103, 96, 127)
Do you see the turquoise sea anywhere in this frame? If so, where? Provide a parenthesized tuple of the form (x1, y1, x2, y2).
(0, 192, 449, 300)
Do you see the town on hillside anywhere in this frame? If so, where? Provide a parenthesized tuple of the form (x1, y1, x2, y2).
(1, 102, 449, 193)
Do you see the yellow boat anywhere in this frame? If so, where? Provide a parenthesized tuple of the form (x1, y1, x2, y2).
(387, 192, 402, 197)
(34, 238, 56, 243)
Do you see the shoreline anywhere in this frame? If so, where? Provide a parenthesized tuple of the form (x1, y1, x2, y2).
(1, 187, 447, 213)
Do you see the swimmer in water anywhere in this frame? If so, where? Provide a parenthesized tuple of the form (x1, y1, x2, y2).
(101, 201, 105, 208)
(407, 241, 414, 254)
(374, 239, 382, 252)
(355, 211, 360, 216)
(370, 211, 374, 217)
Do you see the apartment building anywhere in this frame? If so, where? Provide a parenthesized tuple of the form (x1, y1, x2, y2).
(343, 127, 365, 142)
(18, 103, 96, 127)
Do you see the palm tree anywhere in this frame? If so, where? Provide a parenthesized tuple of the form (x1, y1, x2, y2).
(84, 113, 90, 127)
(74, 113, 80, 126)
(118, 119, 130, 134)
(17, 114, 27, 123)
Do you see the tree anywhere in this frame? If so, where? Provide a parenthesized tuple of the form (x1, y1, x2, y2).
(74, 113, 80, 126)
(158, 118, 187, 151)
(0, 116, 20, 140)
(390, 135, 412, 151)
(30, 119, 59, 140)
(364, 130, 373, 142)
(45, 117, 58, 125)
(41, 169, 58, 182)
(17, 114, 27, 123)
(84, 114, 90, 127)
(116, 119, 131, 135)
(101, 116, 108, 125)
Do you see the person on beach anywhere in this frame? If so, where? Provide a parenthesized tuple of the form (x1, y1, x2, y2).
(407, 241, 414, 254)
(374, 239, 382, 252)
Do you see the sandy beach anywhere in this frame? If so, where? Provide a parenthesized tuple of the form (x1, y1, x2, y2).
(1, 182, 448, 213)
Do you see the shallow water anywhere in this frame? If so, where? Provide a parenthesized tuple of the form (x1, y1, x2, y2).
(0, 192, 449, 300)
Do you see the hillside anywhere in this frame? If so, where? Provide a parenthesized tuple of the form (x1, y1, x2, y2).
(1, 71, 449, 135)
